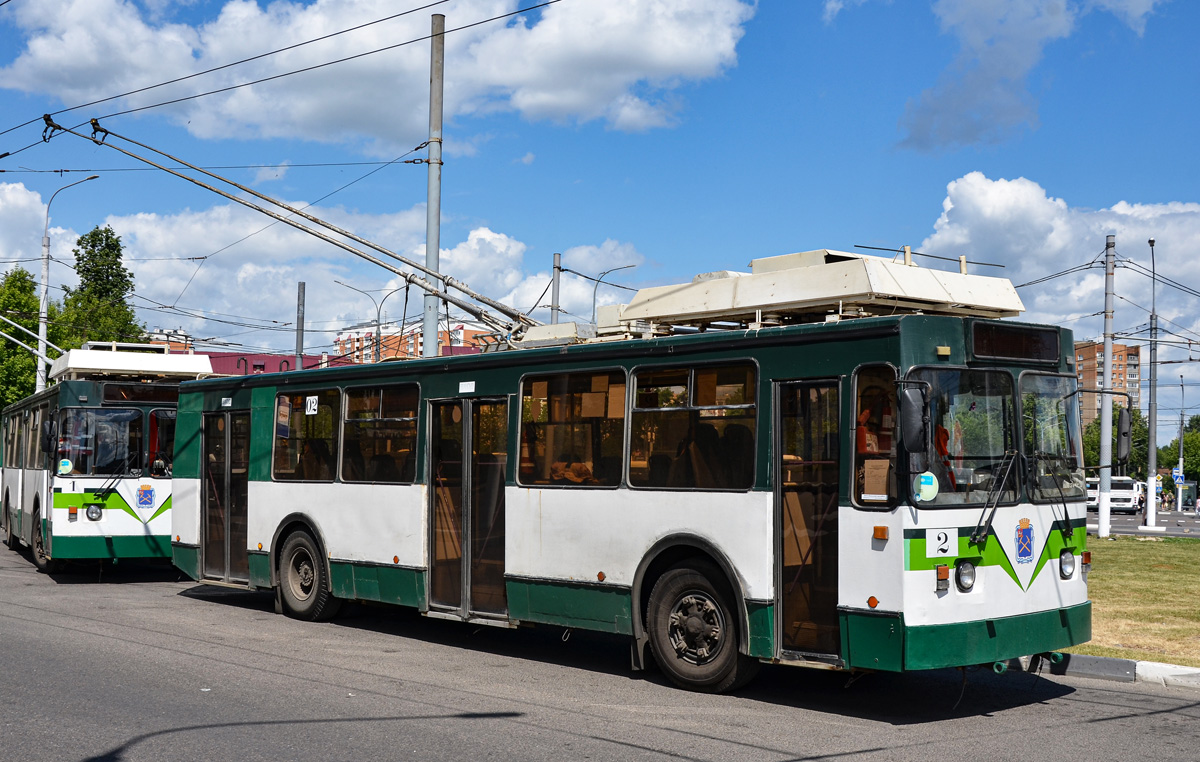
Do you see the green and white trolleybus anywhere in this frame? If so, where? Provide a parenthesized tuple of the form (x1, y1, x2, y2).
(170, 249, 1090, 691)
(2, 344, 212, 571)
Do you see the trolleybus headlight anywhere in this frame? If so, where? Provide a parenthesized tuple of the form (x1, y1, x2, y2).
(86, 505, 102, 521)
(955, 561, 976, 592)
(1059, 549, 1076, 579)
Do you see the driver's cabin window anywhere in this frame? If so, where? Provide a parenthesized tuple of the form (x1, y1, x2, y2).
(854, 365, 897, 506)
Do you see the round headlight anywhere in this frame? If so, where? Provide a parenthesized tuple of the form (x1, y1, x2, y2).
(86, 505, 102, 521)
(955, 561, 976, 592)
(1060, 549, 1076, 579)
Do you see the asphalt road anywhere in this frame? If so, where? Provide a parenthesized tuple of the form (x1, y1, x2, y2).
(1089, 508, 1200, 537)
(2, 547, 1199, 762)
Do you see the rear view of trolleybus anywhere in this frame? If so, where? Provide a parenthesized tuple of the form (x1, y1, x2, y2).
(169, 249, 1092, 691)
(2, 345, 212, 572)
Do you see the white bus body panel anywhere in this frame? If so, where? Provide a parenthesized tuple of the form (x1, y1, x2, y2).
(507, 487, 774, 599)
(173, 477, 201, 545)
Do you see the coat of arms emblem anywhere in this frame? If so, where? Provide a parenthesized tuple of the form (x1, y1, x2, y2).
(1015, 518, 1034, 565)
(137, 485, 155, 510)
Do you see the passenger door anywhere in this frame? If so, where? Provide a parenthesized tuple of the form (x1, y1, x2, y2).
(776, 381, 841, 656)
(428, 399, 508, 619)
(201, 411, 250, 583)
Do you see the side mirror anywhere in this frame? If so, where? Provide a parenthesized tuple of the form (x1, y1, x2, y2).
(40, 419, 57, 455)
(900, 387, 928, 455)
(1116, 407, 1131, 464)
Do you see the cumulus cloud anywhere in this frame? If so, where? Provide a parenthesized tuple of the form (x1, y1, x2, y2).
(919, 171, 1200, 346)
(898, 0, 1167, 150)
(822, 0, 873, 24)
(1, 0, 754, 151)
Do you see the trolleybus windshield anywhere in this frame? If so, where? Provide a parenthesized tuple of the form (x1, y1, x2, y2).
(57, 408, 144, 476)
(908, 368, 1017, 506)
(1020, 373, 1085, 502)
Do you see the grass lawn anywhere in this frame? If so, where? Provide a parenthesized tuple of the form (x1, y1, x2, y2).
(1067, 534, 1200, 668)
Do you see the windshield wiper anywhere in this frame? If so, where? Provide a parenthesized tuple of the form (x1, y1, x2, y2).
(969, 449, 1019, 546)
(1033, 451, 1078, 538)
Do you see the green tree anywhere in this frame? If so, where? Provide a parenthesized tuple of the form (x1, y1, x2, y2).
(60, 225, 143, 346)
(0, 267, 69, 405)
(1158, 433, 1200, 484)
(1083, 405, 1149, 480)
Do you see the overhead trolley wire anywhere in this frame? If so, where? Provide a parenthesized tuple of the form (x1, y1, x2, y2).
(0, 0, 453, 141)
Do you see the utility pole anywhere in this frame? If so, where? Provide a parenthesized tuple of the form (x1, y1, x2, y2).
(422, 13, 445, 359)
(1098, 235, 1115, 538)
(295, 281, 305, 371)
(550, 252, 562, 324)
(1146, 237, 1158, 526)
(1178, 375, 1186, 511)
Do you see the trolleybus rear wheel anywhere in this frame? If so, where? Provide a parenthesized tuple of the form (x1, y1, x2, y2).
(647, 560, 758, 693)
(31, 511, 59, 574)
(278, 530, 341, 622)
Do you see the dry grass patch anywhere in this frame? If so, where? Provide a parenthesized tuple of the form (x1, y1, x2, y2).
(1068, 535, 1200, 668)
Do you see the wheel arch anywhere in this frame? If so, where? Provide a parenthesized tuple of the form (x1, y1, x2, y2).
(630, 533, 752, 668)
(268, 512, 334, 592)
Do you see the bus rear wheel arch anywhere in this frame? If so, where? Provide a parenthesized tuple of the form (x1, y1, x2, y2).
(277, 528, 341, 622)
(3, 491, 17, 550)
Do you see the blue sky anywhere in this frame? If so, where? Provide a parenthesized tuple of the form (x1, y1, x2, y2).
(1, 0, 1198, 437)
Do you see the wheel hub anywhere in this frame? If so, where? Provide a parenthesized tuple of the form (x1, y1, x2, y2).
(667, 592, 725, 665)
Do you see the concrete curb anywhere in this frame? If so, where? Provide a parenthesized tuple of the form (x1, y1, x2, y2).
(1024, 653, 1200, 689)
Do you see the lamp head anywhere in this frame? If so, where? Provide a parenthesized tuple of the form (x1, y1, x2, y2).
(1149, 237, 1155, 248)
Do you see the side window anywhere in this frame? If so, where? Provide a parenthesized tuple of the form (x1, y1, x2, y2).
(518, 370, 626, 487)
(148, 409, 178, 478)
(629, 364, 757, 490)
(342, 386, 418, 483)
(25, 407, 40, 467)
(274, 390, 340, 482)
(854, 365, 898, 505)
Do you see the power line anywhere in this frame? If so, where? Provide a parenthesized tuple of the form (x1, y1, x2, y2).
(0, 1, 452, 140)
(1, 0, 564, 163)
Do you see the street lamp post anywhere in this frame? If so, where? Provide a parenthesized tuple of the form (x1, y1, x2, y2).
(591, 264, 635, 324)
(335, 281, 404, 363)
(38, 175, 99, 392)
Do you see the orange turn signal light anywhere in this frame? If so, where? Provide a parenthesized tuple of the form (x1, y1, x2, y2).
(257, 542, 263, 550)
(597, 571, 606, 582)
(393, 556, 399, 564)
(68, 506, 78, 517)
(1081, 551, 1091, 565)
(936, 565, 950, 580)
(873, 526, 889, 541)
(867, 596, 879, 609)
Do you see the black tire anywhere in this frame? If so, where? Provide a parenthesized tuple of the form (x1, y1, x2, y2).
(31, 512, 59, 574)
(278, 530, 341, 622)
(646, 560, 759, 693)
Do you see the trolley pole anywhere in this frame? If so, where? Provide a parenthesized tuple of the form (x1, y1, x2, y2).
(1098, 235, 1116, 538)
(295, 281, 305, 371)
(1146, 237, 1158, 526)
(422, 13, 445, 359)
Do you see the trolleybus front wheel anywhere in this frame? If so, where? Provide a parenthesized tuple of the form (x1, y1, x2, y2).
(3, 501, 17, 550)
(31, 512, 59, 574)
(278, 530, 341, 622)
(647, 560, 758, 693)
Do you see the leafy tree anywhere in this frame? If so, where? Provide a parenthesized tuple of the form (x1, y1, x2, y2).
(1083, 405, 1149, 480)
(60, 225, 143, 346)
(0, 267, 69, 405)
(1157, 433, 1200, 484)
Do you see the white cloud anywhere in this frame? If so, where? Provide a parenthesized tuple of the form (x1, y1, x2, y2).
(898, 0, 1167, 149)
(253, 162, 289, 184)
(919, 172, 1200, 347)
(2, 0, 755, 150)
(822, 0, 872, 24)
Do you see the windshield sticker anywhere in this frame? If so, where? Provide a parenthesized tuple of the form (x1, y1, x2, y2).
(58, 459, 72, 475)
(914, 472, 940, 502)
